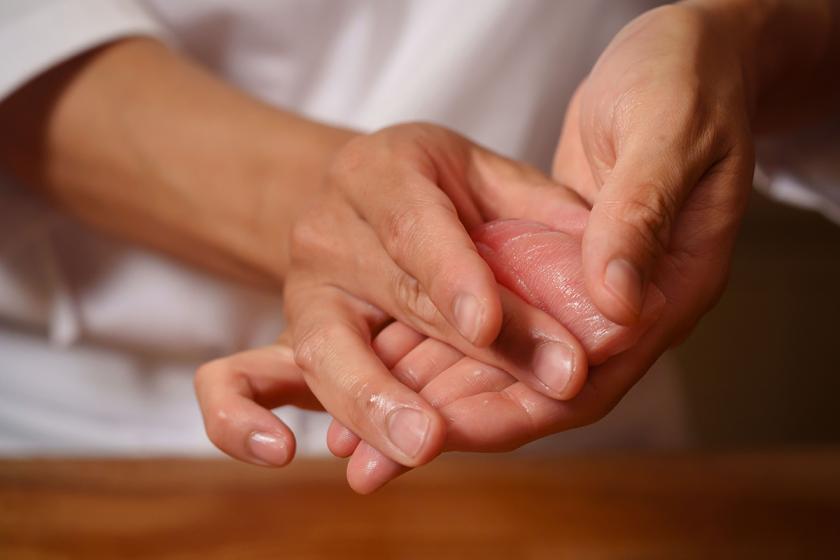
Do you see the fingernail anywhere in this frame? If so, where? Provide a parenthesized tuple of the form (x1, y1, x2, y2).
(453, 293, 484, 344)
(604, 258, 644, 316)
(247, 431, 289, 466)
(386, 408, 430, 459)
(532, 342, 575, 397)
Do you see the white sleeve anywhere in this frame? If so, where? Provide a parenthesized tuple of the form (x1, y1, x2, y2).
(755, 116, 840, 226)
(0, 0, 167, 101)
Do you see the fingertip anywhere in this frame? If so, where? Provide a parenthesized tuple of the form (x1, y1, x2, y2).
(531, 337, 589, 401)
(581, 203, 657, 326)
(346, 442, 409, 495)
(558, 340, 588, 400)
(452, 288, 503, 348)
(245, 429, 295, 467)
(582, 242, 645, 326)
(432, 247, 502, 348)
(384, 405, 445, 467)
(452, 292, 485, 345)
(200, 389, 299, 467)
(602, 258, 645, 324)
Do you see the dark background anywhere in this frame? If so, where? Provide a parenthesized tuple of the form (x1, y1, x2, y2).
(675, 192, 840, 446)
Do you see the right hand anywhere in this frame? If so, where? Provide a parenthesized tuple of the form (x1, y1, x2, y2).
(283, 123, 591, 469)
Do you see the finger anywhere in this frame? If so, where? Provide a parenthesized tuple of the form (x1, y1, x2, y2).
(550, 83, 602, 205)
(420, 357, 514, 409)
(290, 200, 487, 351)
(390, 337, 464, 391)
(296, 216, 587, 400)
(345, 382, 547, 493)
(328, 334, 467, 458)
(327, 418, 359, 458)
(468, 144, 592, 228)
(293, 201, 588, 400)
(351, 263, 589, 400)
(328, 321, 430, 458)
(475, 286, 588, 400)
(341, 168, 503, 347)
(371, 321, 426, 368)
(338, 333, 472, 493)
(343, 366, 535, 492)
(287, 286, 445, 467)
(346, 441, 410, 495)
(442, 306, 683, 453)
(348, 311, 679, 491)
(581, 135, 713, 325)
(194, 345, 316, 467)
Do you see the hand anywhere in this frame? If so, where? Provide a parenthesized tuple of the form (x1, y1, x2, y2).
(327, 4, 766, 491)
(193, 324, 548, 479)
(552, 3, 755, 331)
(196, 5, 760, 493)
(194, 323, 589, 493)
(284, 123, 591, 469)
(197, 203, 668, 493)
(195, 310, 667, 494)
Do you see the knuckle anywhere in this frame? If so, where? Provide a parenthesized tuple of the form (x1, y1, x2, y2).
(383, 197, 459, 262)
(384, 203, 428, 257)
(327, 137, 369, 183)
(602, 190, 676, 257)
(293, 321, 349, 376)
(289, 210, 333, 263)
(293, 326, 332, 374)
(393, 272, 439, 326)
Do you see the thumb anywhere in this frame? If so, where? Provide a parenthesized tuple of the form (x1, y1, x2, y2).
(582, 147, 694, 325)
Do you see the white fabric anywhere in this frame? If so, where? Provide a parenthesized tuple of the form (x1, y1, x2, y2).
(0, 0, 165, 100)
(0, 0, 834, 457)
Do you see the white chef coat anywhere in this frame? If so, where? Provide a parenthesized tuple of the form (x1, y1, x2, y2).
(0, 0, 834, 457)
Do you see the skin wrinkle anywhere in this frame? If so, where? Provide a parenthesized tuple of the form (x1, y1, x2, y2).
(497, 388, 540, 442)
(424, 361, 513, 409)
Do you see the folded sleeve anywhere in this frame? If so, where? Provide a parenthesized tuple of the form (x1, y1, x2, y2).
(755, 116, 840, 226)
(0, 0, 167, 102)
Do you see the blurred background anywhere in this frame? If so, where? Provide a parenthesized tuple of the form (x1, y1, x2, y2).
(674, 193, 839, 448)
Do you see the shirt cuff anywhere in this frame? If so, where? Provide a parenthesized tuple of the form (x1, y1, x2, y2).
(0, 0, 168, 101)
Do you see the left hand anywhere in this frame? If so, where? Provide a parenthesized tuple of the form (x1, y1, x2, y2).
(553, 2, 755, 331)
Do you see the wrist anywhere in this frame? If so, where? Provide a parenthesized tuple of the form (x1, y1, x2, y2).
(684, 0, 838, 131)
(680, 0, 769, 120)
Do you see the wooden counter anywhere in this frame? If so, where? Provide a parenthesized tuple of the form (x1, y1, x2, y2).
(2, 450, 839, 558)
